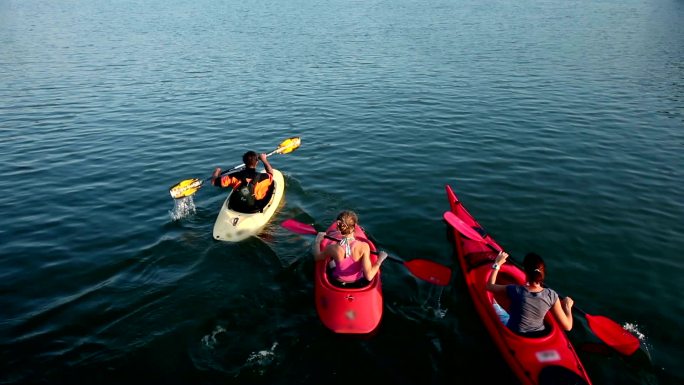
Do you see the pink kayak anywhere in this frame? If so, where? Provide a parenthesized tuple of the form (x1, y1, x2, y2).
(445, 184, 592, 385)
(314, 222, 383, 334)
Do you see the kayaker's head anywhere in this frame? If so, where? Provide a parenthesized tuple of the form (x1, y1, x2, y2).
(242, 151, 259, 168)
(336, 210, 358, 236)
(523, 252, 545, 284)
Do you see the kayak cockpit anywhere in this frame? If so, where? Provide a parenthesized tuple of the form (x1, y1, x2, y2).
(486, 266, 555, 339)
(324, 260, 374, 289)
(227, 178, 276, 213)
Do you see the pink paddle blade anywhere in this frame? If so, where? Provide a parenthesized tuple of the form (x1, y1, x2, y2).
(281, 219, 317, 235)
(443, 211, 487, 243)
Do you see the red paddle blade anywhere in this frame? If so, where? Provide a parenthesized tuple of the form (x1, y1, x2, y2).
(403, 259, 452, 286)
(281, 219, 317, 235)
(443, 211, 487, 243)
(585, 313, 641, 356)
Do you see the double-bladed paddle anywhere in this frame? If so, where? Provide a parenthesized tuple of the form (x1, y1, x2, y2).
(281, 218, 452, 286)
(169, 137, 301, 199)
(442, 210, 641, 356)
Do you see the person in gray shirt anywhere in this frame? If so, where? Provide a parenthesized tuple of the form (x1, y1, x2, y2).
(486, 252, 574, 335)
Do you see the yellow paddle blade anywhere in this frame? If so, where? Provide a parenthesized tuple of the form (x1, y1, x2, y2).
(276, 137, 301, 154)
(169, 178, 204, 199)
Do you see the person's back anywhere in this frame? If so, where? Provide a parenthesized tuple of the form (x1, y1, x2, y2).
(212, 151, 274, 213)
(486, 252, 574, 334)
(313, 211, 388, 287)
(505, 285, 559, 335)
(325, 229, 366, 284)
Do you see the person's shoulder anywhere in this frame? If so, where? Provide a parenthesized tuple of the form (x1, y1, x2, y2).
(355, 240, 370, 252)
(326, 243, 344, 256)
(508, 284, 522, 294)
(544, 287, 559, 299)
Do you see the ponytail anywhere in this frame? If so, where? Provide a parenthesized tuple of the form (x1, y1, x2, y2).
(523, 252, 545, 284)
(336, 210, 358, 236)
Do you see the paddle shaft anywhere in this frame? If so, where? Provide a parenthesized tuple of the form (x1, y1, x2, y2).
(281, 219, 452, 285)
(452, 219, 589, 313)
(216, 147, 282, 178)
(170, 138, 300, 199)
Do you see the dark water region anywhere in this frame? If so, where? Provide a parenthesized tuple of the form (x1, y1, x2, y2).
(1, 0, 682, 384)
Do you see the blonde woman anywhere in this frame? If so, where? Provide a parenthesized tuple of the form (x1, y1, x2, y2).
(313, 210, 387, 287)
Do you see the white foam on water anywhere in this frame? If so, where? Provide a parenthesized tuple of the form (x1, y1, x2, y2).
(246, 342, 278, 364)
(423, 286, 448, 319)
(201, 325, 226, 349)
(243, 342, 278, 375)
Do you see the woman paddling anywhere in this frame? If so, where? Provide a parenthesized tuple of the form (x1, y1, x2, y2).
(486, 251, 574, 335)
(312, 210, 388, 288)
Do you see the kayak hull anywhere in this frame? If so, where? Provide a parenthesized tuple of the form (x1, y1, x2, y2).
(445, 184, 592, 385)
(314, 223, 383, 334)
(212, 169, 285, 242)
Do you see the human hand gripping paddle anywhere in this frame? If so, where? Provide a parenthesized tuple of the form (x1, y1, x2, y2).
(169, 137, 302, 199)
(442, 210, 641, 356)
(281, 219, 452, 286)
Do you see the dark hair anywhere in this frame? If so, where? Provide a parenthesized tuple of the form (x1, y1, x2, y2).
(523, 252, 545, 284)
(336, 210, 358, 236)
(242, 151, 258, 167)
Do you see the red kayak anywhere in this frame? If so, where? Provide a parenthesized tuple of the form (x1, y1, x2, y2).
(314, 222, 383, 334)
(445, 184, 592, 385)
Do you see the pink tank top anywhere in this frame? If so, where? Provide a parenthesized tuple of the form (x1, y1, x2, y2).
(330, 235, 365, 283)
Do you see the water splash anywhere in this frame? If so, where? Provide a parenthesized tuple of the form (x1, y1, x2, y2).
(169, 196, 197, 221)
(201, 325, 226, 349)
(623, 322, 646, 341)
(422, 286, 448, 319)
(623, 321, 655, 361)
(243, 342, 279, 375)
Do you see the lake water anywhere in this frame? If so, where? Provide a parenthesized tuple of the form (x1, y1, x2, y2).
(1, 0, 682, 384)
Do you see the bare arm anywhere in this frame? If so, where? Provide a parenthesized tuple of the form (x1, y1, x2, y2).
(361, 245, 387, 281)
(485, 251, 509, 293)
(312, 232, 326, 261)
(259, 153, 274, 175)
(550, 296, 574, 331)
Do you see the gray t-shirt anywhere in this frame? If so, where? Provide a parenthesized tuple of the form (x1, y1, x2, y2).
(505, 285, 559, 334)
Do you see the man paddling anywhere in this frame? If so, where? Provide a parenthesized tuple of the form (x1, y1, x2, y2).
(211, 151, 274, 213)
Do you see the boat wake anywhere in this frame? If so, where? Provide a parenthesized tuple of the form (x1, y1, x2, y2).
(422, 285, 448, 319)
(201, 325, 226, 349)
(243, 342, 279, 375)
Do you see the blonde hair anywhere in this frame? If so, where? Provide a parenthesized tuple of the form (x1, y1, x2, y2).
(336, 210, 358, 236)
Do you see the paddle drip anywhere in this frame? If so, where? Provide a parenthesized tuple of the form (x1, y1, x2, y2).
(170, 196, 196, 220)
(423, 285, 448, 319)
(623, 322, 646, 342)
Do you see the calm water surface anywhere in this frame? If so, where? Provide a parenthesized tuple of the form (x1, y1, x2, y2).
(1, 0, 682, 384)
